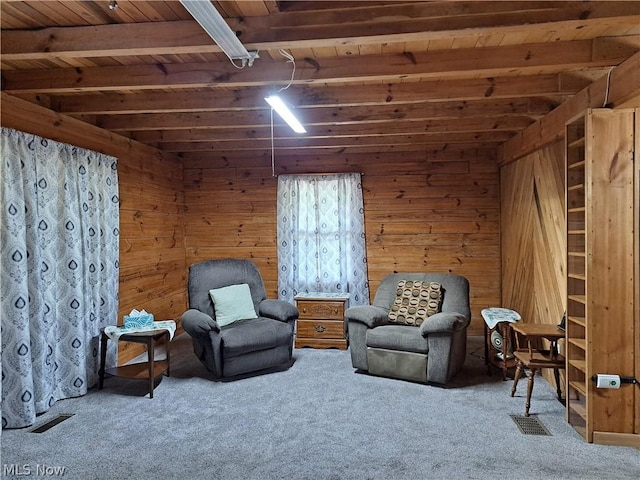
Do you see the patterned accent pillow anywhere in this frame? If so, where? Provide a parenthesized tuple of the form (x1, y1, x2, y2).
(387, 280, 443, 326)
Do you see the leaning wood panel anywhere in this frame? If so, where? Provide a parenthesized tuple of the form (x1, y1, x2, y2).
(532, 141, 567, 325)
(500, 142, 566, 321)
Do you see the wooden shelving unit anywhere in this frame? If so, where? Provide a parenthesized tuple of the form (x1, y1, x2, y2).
(565, 114, 588, 439)
(564, 109, 637, 446)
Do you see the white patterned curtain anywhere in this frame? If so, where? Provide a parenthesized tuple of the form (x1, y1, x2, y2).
(1, 128, 119, 429)
(277, 173, 369, 306)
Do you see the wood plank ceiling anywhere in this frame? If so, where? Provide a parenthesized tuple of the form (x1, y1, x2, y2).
(2, 1, 640, 162)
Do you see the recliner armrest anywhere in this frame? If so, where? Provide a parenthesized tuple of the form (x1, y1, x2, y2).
(259, 299, 299, 322)
(345, 305, 389, 329)
(419, 312, 469, 336)
(181, 309, 219, 338)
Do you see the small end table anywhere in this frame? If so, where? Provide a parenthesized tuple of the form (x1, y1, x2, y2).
(99, 321, 174, 398)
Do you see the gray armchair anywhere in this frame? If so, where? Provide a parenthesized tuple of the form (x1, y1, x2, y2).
(346, 273, 470, 385)
(181, 259, 298, 378)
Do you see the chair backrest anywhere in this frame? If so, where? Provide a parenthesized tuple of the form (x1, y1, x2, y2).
(373, 273, 471, 320)
(188, 258, 267, 318)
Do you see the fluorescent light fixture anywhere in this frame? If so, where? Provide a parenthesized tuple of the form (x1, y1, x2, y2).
(180, 0, 257, 65)
(265, 95, 306, 134)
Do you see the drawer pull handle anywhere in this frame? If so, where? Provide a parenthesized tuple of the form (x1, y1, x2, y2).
(315, 325, 326, 333)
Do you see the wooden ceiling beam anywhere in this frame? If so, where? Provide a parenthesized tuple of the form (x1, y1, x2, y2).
(243, 1, 637, 28)
(1, 20, 218, 60)
(160, 131, 513, 152)
(49, 74, 580, 114)
(181, 142, 503, 158)
(129, 115, 533, 143)
(180, 145, 497, 163)
(2, 39, 635, 94)
(2, 2, 638, 60)
(93, 98, 554, 131)
(173, 140, 505, 155)
(237, 3, 640, 47)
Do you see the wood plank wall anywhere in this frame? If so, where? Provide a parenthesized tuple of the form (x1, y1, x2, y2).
(117, 148, 186, 362)
(183, 147, 502, 335)
(0, 94, 187, 364)
(500, 140, 566, 385)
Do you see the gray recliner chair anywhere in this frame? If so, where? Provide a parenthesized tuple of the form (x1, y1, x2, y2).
(181, 259, 298, 379)
(345, 273, 470, 385)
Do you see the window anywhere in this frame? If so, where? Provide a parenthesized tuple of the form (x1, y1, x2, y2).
(276, 173, 369, 306)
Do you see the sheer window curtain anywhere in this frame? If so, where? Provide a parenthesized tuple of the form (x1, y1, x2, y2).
(1, 128, 119, 428)
(277, 173, 369, 306)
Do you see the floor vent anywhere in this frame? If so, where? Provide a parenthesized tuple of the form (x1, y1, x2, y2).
(30, 414, 74, 433)
(510, 415, 551, 436)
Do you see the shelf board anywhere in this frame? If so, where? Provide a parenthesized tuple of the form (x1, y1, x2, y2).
(568, 229, 585, 235)
(568, 337, 586, 350)
(568, 315, 586, 327)
(568, 295, 586, 304)
(569, 380, 587, 396)
(568, 399, 587, 418)
(567, 183, 584, 191)
(567, 158, 586, 169)
(567, 138, 586, 150)
(568, 252, 586, 258)
(568, 358, 586, 372)
(567, 206, 586, 213)
(105, 360, 169, 380)
(568, 272, 586, 281)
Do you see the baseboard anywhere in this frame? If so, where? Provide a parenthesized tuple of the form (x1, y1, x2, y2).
(592, 431, 640, 449)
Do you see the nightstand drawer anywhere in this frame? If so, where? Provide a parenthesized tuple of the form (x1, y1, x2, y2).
(297, 319, 345, 339)
(295, 337, 347, 349)
(298, 301, 345, 320)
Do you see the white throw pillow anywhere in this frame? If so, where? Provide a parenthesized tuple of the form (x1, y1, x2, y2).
(209, 283, 258, 327)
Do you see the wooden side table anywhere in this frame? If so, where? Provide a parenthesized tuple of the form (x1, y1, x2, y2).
(99, 326, 172, 399)
(509, 322, 566, 416)
(294, 293, 350, 349)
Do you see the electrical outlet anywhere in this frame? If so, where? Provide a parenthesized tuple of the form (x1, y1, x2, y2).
(595, 374, 621, 389)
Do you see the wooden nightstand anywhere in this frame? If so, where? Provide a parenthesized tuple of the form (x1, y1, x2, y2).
(294, 293, 350, 349)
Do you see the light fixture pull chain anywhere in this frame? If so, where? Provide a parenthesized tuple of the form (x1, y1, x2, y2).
(271, 106, 276, 177)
